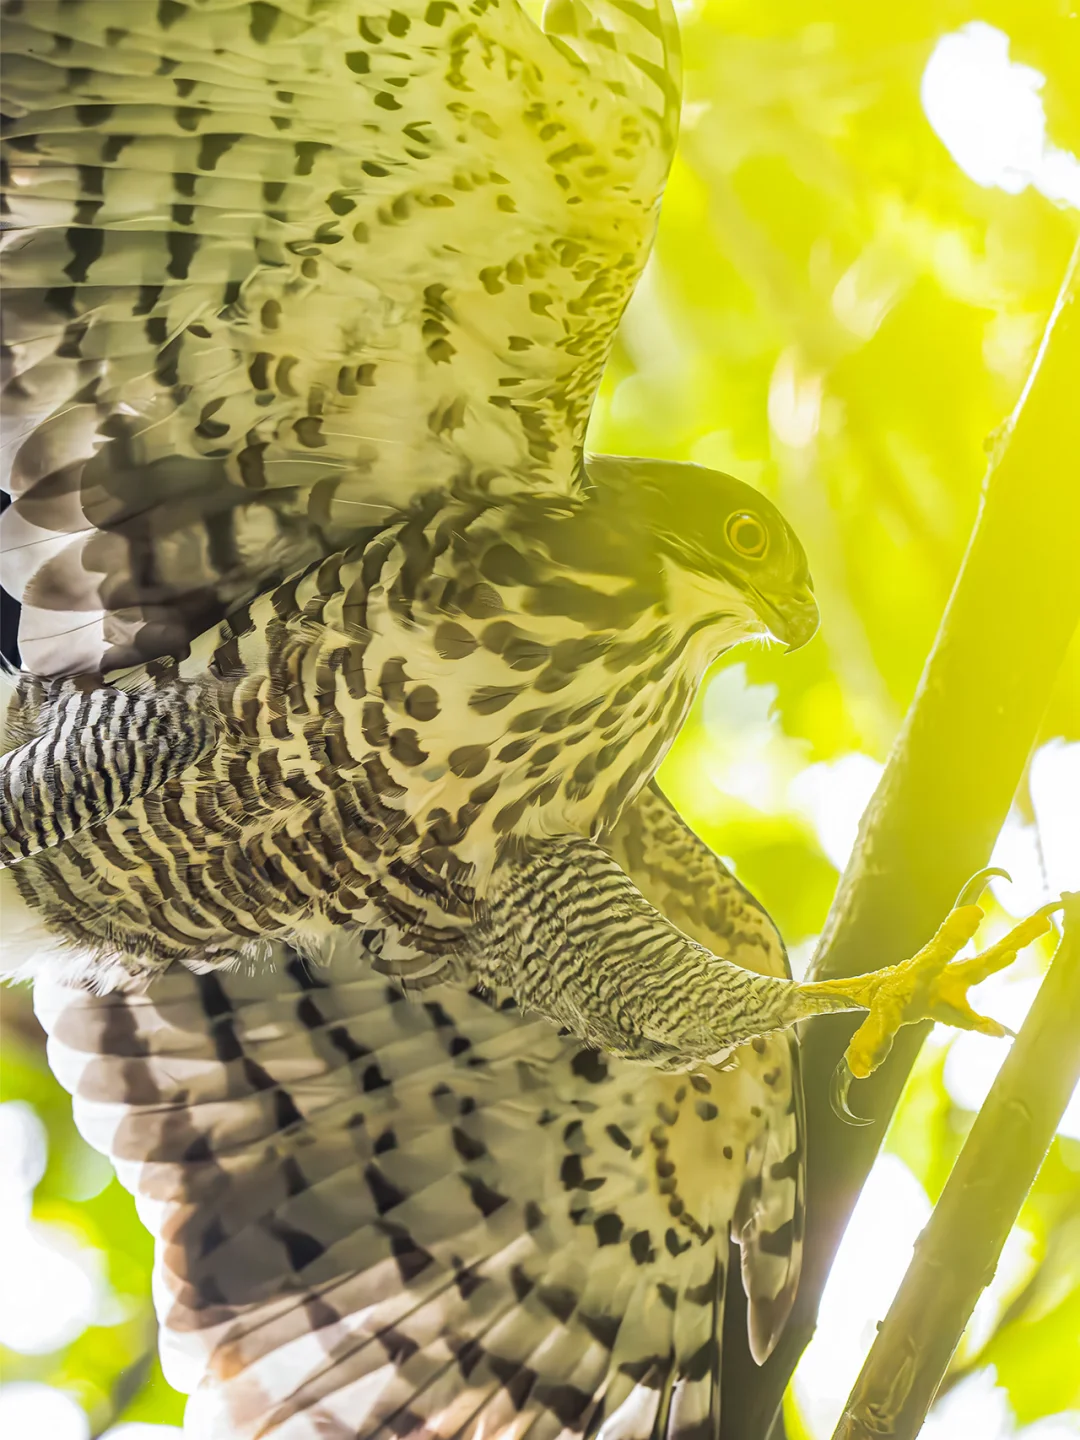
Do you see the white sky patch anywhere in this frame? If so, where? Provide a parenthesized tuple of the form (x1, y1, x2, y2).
(792, 1161, 1071, 1439)
(944, 738, 1080, 1136)
(0, 1384, 89, 1440)
(101, 1427, 184, 1439)
(0, 1101, 109, 1355)
(944, 976, 1080, 1141)
(788, 753, 883, 871)
(794, 1154, 932, 1437)
(1028, 740, 1080, 900)
(921, 22, 1080, 209)
(989, 741, 1080, 916)
(920, 1369, 1014, 1440)
(924, 1377, 1080, 1440)
(1018, 1416, 1080, 1439)
(702, 665, 791, 810)
(0, 1101, 47, 1216)
(768, 348, 823, 449)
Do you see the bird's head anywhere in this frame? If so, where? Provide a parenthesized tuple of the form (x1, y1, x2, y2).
(584, 455, 819, 652)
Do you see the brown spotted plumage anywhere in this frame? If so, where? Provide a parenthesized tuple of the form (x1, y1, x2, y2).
(2, 4, 821, 1437)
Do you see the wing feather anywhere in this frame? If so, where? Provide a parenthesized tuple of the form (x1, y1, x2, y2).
(29, 781, 798, 1438)
(1, 0, 680, 675)
(606, 782, 805, 1365)
(36, 937, 768, 1439)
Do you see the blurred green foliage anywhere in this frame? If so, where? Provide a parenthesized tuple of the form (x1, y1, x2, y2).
(1, 1, 1078, 1435)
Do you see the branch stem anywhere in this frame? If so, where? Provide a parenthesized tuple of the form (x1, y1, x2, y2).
(832, 894, 1080, 1440)
(722, 240, 1080, 1439)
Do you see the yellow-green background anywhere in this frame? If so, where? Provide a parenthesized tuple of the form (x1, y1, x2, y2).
(2, 2, 1078, 1436)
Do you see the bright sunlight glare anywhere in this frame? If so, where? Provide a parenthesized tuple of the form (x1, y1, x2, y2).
(788, 754, 883, 872)
(0, 1383, 89, 1440)
(101, 1426, 184, 1439)
(794, 1155, 932, 1437)
(921, 22, 1080, 208)
(0, 1102, 107, 1355)
(793, 1154, 1080, 1439)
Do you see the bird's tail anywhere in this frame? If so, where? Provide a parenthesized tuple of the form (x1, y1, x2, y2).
(35, 938, 770, 1440)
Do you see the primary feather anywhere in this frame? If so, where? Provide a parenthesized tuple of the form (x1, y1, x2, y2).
(1, 0, 678, 674)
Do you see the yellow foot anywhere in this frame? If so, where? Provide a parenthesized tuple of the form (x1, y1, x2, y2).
(800, 875, 1061, 1123)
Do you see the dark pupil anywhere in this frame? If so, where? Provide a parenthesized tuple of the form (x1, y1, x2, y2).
(731, 517, 764, 553)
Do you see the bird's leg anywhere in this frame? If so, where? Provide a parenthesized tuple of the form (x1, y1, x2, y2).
(476, 837, 1054, 1074)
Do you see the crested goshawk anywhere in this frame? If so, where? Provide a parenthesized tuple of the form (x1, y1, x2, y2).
(0, 3, 1034, 1437)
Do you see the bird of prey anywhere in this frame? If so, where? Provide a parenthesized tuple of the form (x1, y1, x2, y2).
(0, 3, 1032, 1437)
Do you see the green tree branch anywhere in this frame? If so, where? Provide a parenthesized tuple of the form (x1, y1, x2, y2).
(832, 893, 1080, 1440)
(721, 240, 1080, 1440)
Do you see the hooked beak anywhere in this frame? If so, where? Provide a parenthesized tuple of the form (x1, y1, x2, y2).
(760, 584, 819, 652)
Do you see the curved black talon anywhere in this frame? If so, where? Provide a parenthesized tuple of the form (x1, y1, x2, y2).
(955, 866, 1012, 909)
(830, 1057, 875, 1127)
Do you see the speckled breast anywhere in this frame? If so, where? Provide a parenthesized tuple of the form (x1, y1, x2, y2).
(11, 496, 721, 975)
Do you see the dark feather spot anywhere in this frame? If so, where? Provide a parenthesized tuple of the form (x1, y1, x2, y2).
(449, 745, 489, 778)
(510, 1265, 534, 1301)
(685, 1263, 723, 1305)
(536, 1381, 592, 1427)
(480, 544, 532, 587)
(249, 1, 279, 42)
(605, 1124, 632, 1151)
(571, 1049, 609, 1084)
(271, 1220, 325, 1272)
(581, 1310, 620, 1348)
(197, 133, 240, 170)
(758, 1220, 795, 1256)
(594, 1213, 623, 1247)
(63, 226, 103, 284)
(379, 1326, 420, 1363)
(619, 1354, 667, 1385)
(434, 622, 477, 659)
(404, 685, 440, 723)
(464, 1175, 508, 1216)
(537, 1282, 577, 1322)
(630, 1231, 653, 1265)
(770, 1150, 801, 1182)
(452, 1126, 486, 1162)
(380, 1221, 434, 1283)
(365, 1163, 407, 1214)
(470, 685, 524, 715)
(362, 1064, 391, 1091)
(389, 728, 428, 766)
(271, 1088, 304, 1131)
(561, 1154, 585, 1190)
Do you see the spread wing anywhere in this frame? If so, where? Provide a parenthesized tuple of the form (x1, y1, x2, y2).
(32, 785, 802, 1440)
(0, 0, 680, 676)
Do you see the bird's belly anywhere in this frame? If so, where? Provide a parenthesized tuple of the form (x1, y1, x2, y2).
(359, 661, 700, 885)
(7, 552, 707, 977)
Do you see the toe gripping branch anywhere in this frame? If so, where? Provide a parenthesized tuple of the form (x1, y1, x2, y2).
(813, 868, 1064, 1125)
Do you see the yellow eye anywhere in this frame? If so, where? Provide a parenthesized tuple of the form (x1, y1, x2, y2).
(726, 511, 768, 559)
